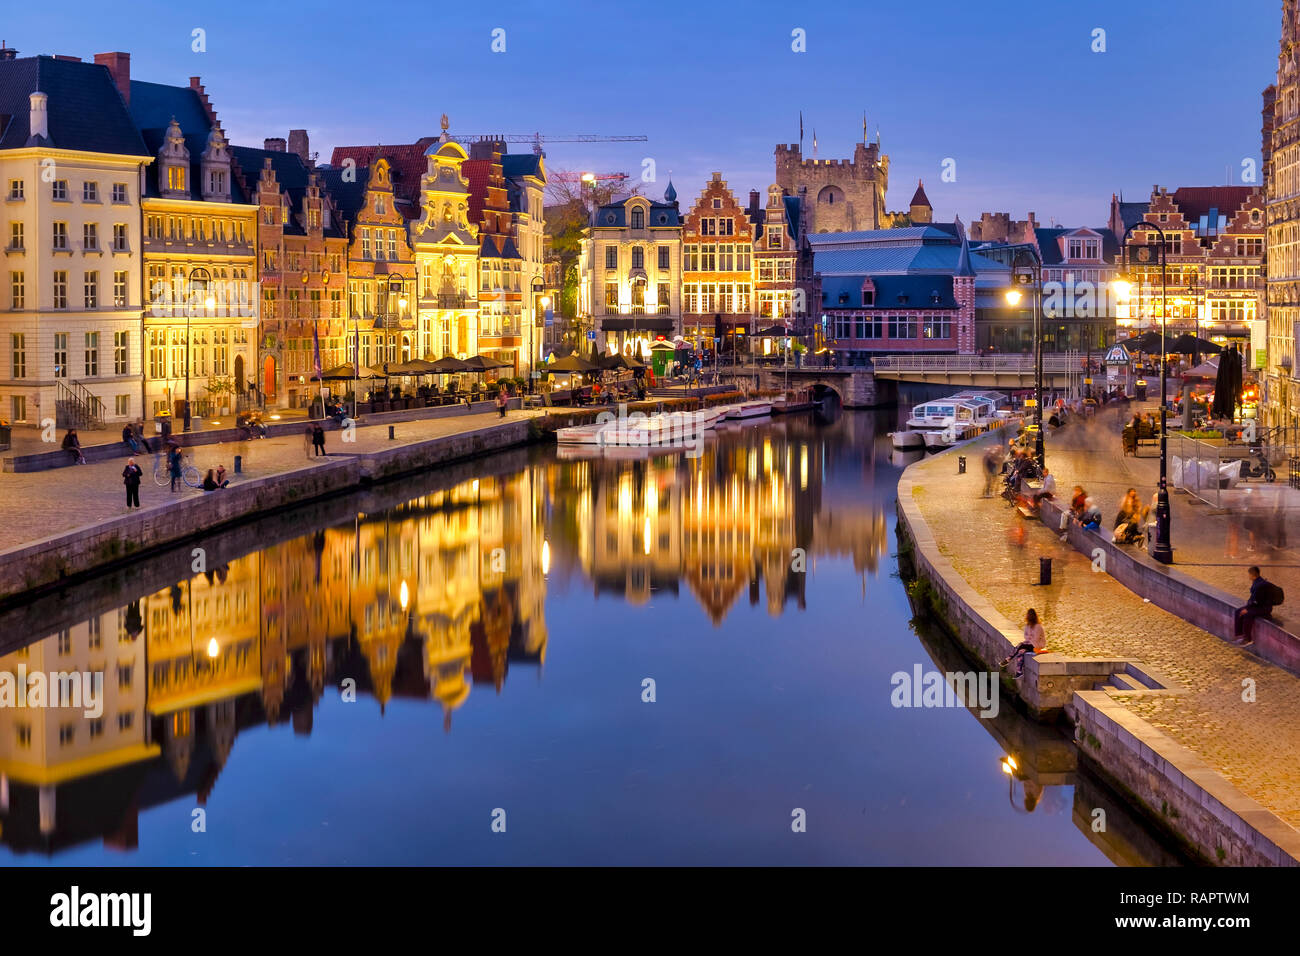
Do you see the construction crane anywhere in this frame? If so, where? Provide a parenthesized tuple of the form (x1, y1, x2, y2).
(551, 171, 629, 183)
(453, 133, 647, 155)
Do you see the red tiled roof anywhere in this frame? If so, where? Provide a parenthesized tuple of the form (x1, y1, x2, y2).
(462, 158, 491, 225)
(909, 179, 931, 209)
(1168, 186, 1256, 224)
(329, 137, 435, 204)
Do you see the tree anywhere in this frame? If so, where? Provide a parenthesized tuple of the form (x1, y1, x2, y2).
(545, 172, 644, 323)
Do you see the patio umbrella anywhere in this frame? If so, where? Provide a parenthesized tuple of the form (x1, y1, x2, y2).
(1125, 331, 1170, 354)
(548, 354, 599, 374)
(461, 355, 511, 371)
(1210, 347, 1242, 421)
(428, 355, 471, 373)
(1168, 333, 1222, 356)
(315, 362, 374, 381)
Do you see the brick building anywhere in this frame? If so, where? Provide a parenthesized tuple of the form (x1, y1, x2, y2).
(232, 133, 348, 410)
(681, 172, 754, 347)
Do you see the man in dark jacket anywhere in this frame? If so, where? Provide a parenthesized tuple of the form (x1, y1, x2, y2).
(1234, 565, 1276, 644)
(122, 458, 143, 508)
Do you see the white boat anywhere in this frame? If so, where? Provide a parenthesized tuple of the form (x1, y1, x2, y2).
(890, 430, 926, 450)
(556, 422, 608, 444)
(726, 400, 773, 420)
(922, 422, 979, 450)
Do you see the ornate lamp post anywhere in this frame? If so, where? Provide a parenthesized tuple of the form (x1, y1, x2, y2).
(1004, 247, 1044, 468)
(1115, 223, 1173, 564)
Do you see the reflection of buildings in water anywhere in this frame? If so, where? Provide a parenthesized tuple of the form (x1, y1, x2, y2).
(0, 470, 548, 853)
(572, 424, 889, 624)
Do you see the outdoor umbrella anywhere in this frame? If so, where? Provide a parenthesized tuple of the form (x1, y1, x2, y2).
(548, 354, 599, 373)
(428, 356, 471, 373)
(386, 358, 438, 375)
(1210, 347, 1242, 421)
(315, 362, 374, 381)
(461, 355, 511, 371)
(598, 352, 634, 370)
(1126, 331, 1170, 354)
(1168, 333, 1222, 356)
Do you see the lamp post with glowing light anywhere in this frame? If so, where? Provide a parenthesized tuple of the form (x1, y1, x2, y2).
(1114, 222, 1173, 564)
(1003, 247, 1044, 468)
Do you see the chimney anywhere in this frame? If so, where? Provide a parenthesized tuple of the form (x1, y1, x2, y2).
(749, 189, 760, 214)
(93, 52, 131, 107)
(0, 44, 18, 61)
(29, 91, 48, 140)
(288, 129, 310, 165)
(264, 137, 286, 152)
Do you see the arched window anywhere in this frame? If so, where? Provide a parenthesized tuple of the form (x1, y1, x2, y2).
(631, 207, 644, 229)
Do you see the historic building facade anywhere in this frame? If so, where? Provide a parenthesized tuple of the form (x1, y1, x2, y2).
(0, 52, 150, 429)
(127, 72, 258, 421)
(233, 134, 347, 410)
(682, 173, 754, 346)
(409, 137, 479, 359)
(1107, 186, 1264, 349)
(750, 185, 800, 356)
(323, 157, 417, 378)
(774, 133, 889, 235)
(580, 185, 683, 354)
(464, 147, 524, 373)
(1264, 0, 1300, 435)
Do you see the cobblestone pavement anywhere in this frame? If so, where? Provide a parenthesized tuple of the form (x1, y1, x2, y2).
(0, 409, 537, 553)
(908, 425, 1300, 831)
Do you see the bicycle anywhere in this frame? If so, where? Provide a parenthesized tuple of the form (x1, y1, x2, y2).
(153, 455, 201, 488)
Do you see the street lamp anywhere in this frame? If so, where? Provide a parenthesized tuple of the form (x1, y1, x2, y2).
(186, 267, 215, 432)
(1004, 247, 1044, 469)
(1116, 223, 1173, 564)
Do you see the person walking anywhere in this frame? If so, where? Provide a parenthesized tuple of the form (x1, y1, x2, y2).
(981, 444, 1002, 498)
(168, 445, 183, 492)
(122, 457, 143, 509)
(312, 423, 327, 457)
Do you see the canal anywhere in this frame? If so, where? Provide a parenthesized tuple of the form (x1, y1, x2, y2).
(0, 404, 1184, 865)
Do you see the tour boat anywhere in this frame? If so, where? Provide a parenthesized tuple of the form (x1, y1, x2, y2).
(889, 429, 926, 450)
(898, 396, 992, 450)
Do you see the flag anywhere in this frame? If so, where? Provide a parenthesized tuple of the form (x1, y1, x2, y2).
(312, 323, 322, 380)
(863, 111, 867, 143)
(799, 111, 803, 142)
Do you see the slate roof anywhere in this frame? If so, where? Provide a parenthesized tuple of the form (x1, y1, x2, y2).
(129, 79, 209, 135)
(230, 144, 347, 238)
(501, 153, 543, 181)
(821, 274, 957, 310)
(317, 166, 366, 222)
(591, 199, 681, 228)
(783, 195, 802, 242)
(0, 55, 148, 155)
(1115, 201, 1149, 232)
(1033, 227, 1121, 266)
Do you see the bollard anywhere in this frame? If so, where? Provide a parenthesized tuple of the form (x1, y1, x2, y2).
(1038, 556, 1052, 586)
(958, 455, 966, 474)
(388, 425, 395, 441)
(234, 454, 242, 475)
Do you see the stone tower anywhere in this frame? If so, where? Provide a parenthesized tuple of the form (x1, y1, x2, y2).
(774, 134, 889, 234)
(908, 180, 932, 224)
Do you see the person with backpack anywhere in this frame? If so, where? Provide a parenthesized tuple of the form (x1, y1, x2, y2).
(1234, 565, 1283, 645)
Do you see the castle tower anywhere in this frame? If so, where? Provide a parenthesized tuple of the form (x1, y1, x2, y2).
(908, 180, 932, 224)
(774, 131, 889, 235)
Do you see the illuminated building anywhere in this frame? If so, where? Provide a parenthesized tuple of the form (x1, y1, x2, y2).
(681, 172, 755, 347)
(464, 146, 525, 374)
(409, 127, 480, 359)
(322, 158, 417, 378)
(750, 185, 802, 354)
(1264, 1, 1300, 433)
(127, 71, 258, 419)
(232, 132, 349, 410)
(0, 51, 150, 428)
(580, 184, 682, 354)
(1106, 187, 1264, 351)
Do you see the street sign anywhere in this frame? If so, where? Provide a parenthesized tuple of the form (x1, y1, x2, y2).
(1104, 345, 1130, 365)
(586, 330, 596, 341)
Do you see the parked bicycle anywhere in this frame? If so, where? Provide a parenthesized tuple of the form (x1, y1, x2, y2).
(153, 454, 201, 488)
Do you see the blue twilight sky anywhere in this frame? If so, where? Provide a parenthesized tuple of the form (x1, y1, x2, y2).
(2, 0, 1280, 226)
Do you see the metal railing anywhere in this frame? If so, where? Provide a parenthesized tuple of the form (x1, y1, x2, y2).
(871, 353, 1074, 373)
(55, 379, 106, 430)
(1172, 433, 1294, 508)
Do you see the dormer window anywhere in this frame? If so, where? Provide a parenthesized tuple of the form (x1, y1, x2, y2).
(631, 207, 644, 229)
(167, 166, 186, 191)
(862, 290, 874, 306)
(838, 292, 849, 304)
(930, 292, 942, 304)
(208, 170, 225, 195)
